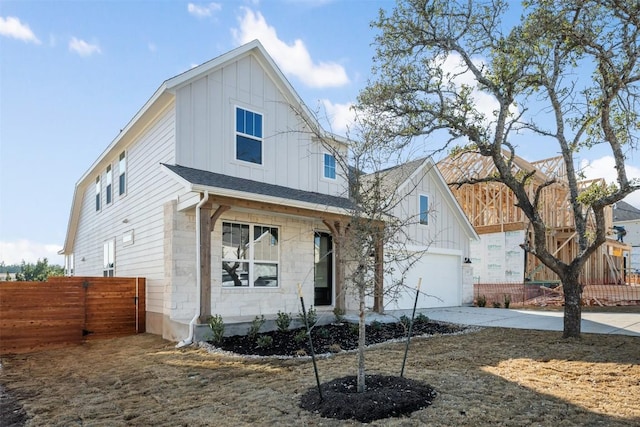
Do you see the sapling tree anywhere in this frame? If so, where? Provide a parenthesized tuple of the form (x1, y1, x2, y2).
(358, 0, 640, 338)
(294, 107, 438, 392)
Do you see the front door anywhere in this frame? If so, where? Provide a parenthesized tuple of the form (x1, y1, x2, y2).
(314, 231, 333, 306)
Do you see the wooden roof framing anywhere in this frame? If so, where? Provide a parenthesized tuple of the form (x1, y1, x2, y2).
(438, 151, 628, 284)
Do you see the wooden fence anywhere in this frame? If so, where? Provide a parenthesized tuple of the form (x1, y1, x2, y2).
(0, 277, 145, 354)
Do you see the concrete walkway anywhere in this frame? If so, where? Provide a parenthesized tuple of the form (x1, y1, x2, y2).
(351, 307, 640, 337)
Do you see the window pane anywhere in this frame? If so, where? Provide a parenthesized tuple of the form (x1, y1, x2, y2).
(246, 110, 254, 136)
(106, 185, 112, 204)
(254, 263, 277, 287)
(236, 107, 244, 133)
(254, 113, 262, 138)
(253, 226, 278, 261)
(222, 261, 249, 287)
(236, 135, 262, 164)
(420, 195, 429, 225)
(222, 223, 249, 260)
(324, 153, 336, 179)
(119, 152, 126, 195)
(119, 173, 126, 195)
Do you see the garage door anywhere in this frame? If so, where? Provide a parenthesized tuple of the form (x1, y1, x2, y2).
(385, 253, 461, 310)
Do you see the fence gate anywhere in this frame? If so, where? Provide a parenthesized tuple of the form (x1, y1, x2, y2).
(79, 277, 146, 339)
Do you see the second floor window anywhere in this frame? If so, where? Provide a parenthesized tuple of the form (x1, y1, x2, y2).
(106, 165, 112, 205)
(419, 194, 429, 225)
(95, 176, 101, 211)
(235, 107, 263, 164)
(119, 151, 126, 196)
(324, 153, 336, 179)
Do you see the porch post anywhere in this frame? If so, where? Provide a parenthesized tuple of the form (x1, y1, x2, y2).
(198, 205, 212, 323)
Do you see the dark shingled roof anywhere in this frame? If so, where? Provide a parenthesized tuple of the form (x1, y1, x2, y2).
(613, 200, 640, 222)
(163, 164, 354, 210)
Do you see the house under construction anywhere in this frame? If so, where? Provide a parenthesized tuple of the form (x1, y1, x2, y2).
(438, 152, 631, 286)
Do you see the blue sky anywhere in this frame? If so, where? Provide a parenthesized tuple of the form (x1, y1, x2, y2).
(1, 0, 639, 265)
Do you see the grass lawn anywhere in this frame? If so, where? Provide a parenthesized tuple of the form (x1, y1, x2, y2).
(1, 327, 639, 426)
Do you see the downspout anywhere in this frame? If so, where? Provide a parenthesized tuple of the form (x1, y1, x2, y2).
(177, 190, 209, 348)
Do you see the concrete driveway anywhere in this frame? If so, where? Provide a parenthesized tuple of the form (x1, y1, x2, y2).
(418, 307, 640, 336)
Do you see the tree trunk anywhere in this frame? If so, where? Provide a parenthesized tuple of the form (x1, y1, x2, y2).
(357, 281, 366, 393)
(562, 270, 582, 338)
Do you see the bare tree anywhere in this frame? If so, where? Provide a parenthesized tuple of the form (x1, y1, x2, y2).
(358, 0, 640, 338)
(294, 106, 436, 392)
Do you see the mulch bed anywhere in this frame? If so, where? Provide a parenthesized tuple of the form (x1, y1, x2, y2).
(211, 316, 463, 357)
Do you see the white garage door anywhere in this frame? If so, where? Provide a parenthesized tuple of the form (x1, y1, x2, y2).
(386, 253, 461, 310)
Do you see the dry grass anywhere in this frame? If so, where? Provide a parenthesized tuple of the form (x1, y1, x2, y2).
(1, 327, 639, 426)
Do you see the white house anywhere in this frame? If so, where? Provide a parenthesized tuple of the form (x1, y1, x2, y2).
(612, 201, 640, 272)
(60, 40, 477, 343)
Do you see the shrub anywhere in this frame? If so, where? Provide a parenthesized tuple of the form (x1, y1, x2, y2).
(294, 330, 308, 344)
(314, 327, 330, 339)
(492, 301, 502, 308)
(333, 307, 345, 323)
(415, 313, 429, 324)
(476, 295, 487, 307)
(248, 315, 265, 340)
(349, 323, 360, 336)
(276, 311, 292, 332)
(208, 314, 225, 345)
(298, 305, 317, 327)
(399, 315, 411, 330)
(503, 294, 511, 309)
(256, 335, 273, 348)
(370, 320, 383, 331)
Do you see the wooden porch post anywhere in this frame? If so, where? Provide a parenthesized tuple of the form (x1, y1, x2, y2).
(198, 204, 230, 324)
(199, 205, 212, 323)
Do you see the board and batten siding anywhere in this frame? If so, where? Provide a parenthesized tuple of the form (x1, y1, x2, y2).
(174, 53, 349, 198)
(396, 165, 469, 253)
(72, 107, 181, 316)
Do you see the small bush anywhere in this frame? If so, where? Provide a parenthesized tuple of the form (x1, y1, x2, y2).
(370, 320, 383, 331)
(492, 301, 502, 308)
(503, 294, 511, 309)
(256, 335, 273, 348)
(333, 307, 345, 323)
(328, 343, 342, 353)
(314, 327, 330, 339)
(294, 330, 308, 344)
(248, 315, 265, 340)
(415, 313, 429, 324)
(349, 323, 360, 336)
(399, 315, 411, 329)
(208, 314, 225, 345)
(299, 306, 317, 327)
(276, 311, 292, 332)
(477, 295, 487, 307)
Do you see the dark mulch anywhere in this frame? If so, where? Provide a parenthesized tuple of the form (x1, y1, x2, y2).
(212, 317, 463, 357)
(300, 374, 437, 423)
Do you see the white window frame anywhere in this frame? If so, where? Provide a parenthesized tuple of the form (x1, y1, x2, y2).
(103, 239, 115, 277)
(234, 106, 264, 165)
(221, 221, 279, 288)
(323, 152, 336, 180)
(419, 194, 429, 226)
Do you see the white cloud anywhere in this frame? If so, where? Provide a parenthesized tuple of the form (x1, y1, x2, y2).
(0, 16, 40, 44)
(232, 8, 349, 88)
(0, 240, 63, 265)
(68, 37, 101, 57)
(320, 99, 355, 135)
(187, 2, 222, 18)
(581, 156, 640, 208)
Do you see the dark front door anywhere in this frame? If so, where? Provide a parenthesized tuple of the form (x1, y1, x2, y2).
(314, 231, 333, 306)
